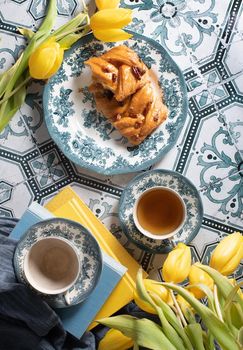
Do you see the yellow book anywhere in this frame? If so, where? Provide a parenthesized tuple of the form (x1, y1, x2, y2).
(45, 186, 146, 329)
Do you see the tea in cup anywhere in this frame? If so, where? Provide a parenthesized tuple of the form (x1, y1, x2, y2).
(133, 186, 186, 240)
(24, 236, 80, 296)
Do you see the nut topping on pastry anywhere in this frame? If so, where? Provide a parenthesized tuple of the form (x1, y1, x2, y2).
(85, 45, 168, 145)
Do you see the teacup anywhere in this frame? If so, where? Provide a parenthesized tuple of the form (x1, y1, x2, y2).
(23, 236, 80, 297)
(133, 186, 186, 240)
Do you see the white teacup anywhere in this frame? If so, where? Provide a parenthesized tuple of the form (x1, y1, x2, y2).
(24, 237, 80, 297)
(133, 186, 186, 240)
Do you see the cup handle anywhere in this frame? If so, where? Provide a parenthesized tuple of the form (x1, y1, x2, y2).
(64, 291, 71, 305)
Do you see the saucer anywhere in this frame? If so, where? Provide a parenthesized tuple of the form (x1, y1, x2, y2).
(119, 170, 203, 254)
(14, 218, 103, 308)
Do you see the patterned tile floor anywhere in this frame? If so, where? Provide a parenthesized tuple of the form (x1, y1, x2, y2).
(0, 0, 242, 281)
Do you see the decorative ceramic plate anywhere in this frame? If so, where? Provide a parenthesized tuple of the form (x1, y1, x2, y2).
(43, 31, 188, 175)
(119, 170, 203, 254)
(14, 218, 102, 308)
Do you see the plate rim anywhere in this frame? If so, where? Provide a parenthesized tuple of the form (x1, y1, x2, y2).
(43, 31, 188, 175)
(118, 169, 204, 254)
(13, 217, 103, 308)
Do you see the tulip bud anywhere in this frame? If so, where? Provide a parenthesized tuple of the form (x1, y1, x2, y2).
(29, 38, 64, 79)
(90, 8, 132, 42)
(162, 243, 191, 283)
(98, 329, 133, 350)
(133, 279, 172, 314)
(95, 0, 120, 10)
(210, 232, 243, 276)
(188, 264, 214, 299)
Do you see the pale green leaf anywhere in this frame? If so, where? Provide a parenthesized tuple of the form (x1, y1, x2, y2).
(0, 0, 57, 130)
(187, 283, 216, 313)
(53, 12, 89, 38)
(225, 303, 243, 332)
(151, 294, 193, 350)
(57, 26, 90, 49)
(0, 84, 26, 131)
(163, 282, 240, 350)
(224, 281, 243, 312)
(18, 27, 35, 40)
(133, 343, 139, 350)
(136, 270, 186, 350)
(185, 324, 205, 350)
(238, 327, 243, 347)
(202, 332, 215, 350)
(195, 264, 243, 310)
(98, 315, 177, 350)
(35, 0, 57, 40)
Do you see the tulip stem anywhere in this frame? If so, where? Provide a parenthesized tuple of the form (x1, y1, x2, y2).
(170, 290, 187, 327)
(0, 76, 31, 105)
(80, 0, 88, 12)
(213, 285, 223, 322)
(54, 21, 90, 41)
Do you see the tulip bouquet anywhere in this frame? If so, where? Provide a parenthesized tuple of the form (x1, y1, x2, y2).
(98, 233, 243, 350)
(0, 0, 132, 131)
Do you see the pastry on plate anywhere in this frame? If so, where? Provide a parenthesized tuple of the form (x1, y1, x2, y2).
(85, 45, 168, 145)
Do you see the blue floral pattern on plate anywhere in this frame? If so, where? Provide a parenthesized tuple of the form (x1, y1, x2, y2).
(119, 170, 203, 254)
(43, 32, 188, 175)
(13, 218, 102, 308)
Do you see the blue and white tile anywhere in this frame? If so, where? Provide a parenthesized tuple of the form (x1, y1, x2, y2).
(182, 112, 241, 221)
(0, 158, 34, 218)
(221, 102, 243, 159)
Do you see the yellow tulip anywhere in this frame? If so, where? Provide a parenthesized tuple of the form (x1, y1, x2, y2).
(96, 0, 120, 10)
(210, 232, 243, 275)
(188, 264, 214, 299)
(98, 329, 133, 350)
(134, 279, 172, 314)
(90, 8, 132, 42)
(162, 243, 191, 283)
(29, 38, 64, 79)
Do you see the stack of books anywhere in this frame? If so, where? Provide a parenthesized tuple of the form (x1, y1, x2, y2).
(10, 186, 145, 338)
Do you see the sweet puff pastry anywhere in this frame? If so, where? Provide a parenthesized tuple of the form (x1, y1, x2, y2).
(85, 45, 168, 145)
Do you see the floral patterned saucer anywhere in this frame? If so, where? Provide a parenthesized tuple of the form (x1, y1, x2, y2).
(119, 170, 203, 254)
(14, 218, 102, 308)
(43, 31, 187, 175)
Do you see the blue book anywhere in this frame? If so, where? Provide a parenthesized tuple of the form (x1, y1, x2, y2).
(10, 203, 127, 338)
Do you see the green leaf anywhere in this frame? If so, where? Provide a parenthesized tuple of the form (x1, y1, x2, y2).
(185, 324, 205, 350)
(18, 27, 35, 40)
(0, 80, 27, 131)
(202, 332, 215, 350)
(150, 294, 193, 350)
(238, 327, 243, 347)
(224, 282, 243, 312)
(0, 53, 24, 98)
(98, 315, 177, 350)
(57, 26, 90, 49)
(0, 0, 56, 130)
(195, 264, 243, 310)
(163, 282, 240, 350)
(136, 270, 186, 350)
(34, 0, 57, 40)
(187, 284, 216, 313)
(53, 12, 89, 38)
(225, 303, 243, 332)
(133, 343, 139, 350)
